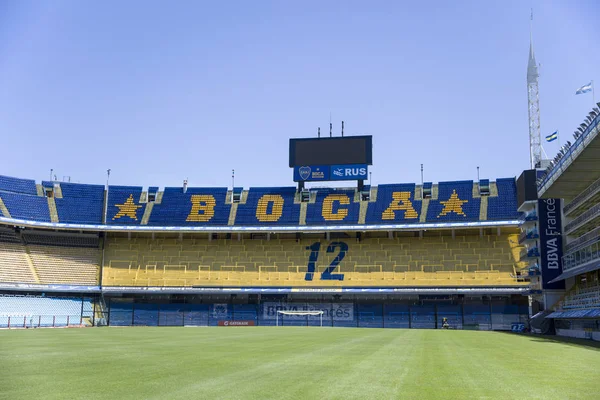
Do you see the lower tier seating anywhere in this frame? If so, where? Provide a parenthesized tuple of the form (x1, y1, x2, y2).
(0, 239, 100, 285)
(561, 275, 600, 310)
(103, 232, 527, 287)
(0, 242, 35, 283)
(0, 294, 93, 327)
(28, 245, 100, 285)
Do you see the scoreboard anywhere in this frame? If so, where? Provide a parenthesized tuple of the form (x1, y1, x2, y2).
(289, 136, 372, 182)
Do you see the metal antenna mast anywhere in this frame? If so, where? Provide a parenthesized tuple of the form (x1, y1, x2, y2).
(527, 10, 542, 169)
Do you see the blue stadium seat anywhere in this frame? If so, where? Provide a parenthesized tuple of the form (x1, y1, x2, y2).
(365, 183, 422, 224)
(149, 187, 230, 226)
(306, 188, 359, 225)
(0, 175, 37, 195)
(44, 182, 104, 224)
(426, 180, 480, 222)
(106, 186, 146, 225)
(235, 187, 300, 225)
(0, 192, 51, 222)
(488, 178, 520, 220)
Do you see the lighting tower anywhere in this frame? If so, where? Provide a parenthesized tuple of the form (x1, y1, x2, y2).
(527, 13, 541, 169)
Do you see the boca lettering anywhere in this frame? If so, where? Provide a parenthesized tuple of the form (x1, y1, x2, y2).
(255, 195, 284, 222)
(186, 195, 216, 222)
(381, 191, 418, 220)
(322, 194, 350, 221)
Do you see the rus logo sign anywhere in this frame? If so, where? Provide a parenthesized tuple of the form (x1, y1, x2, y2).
(332, 167, 367, 178)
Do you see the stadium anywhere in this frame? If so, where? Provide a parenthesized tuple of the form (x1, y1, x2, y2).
(2, 3, 600, 400)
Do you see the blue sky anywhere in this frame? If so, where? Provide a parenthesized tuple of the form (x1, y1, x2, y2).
(0, 0, 598, 189)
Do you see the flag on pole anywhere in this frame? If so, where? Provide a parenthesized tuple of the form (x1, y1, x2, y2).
(545, 131, 558, 142)
(576, 82, 593, 95)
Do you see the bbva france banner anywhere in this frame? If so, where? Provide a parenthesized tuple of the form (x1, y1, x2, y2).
(262, 302, 354, 321)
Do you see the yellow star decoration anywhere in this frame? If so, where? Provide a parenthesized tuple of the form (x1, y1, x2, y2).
(437, 190, 468, 218)
(112, 194, 142, 220)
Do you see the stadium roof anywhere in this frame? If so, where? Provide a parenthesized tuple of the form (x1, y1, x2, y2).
(537, 108, 600, 199)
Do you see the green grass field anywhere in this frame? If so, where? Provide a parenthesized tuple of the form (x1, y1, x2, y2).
(1, 327, 599, 400)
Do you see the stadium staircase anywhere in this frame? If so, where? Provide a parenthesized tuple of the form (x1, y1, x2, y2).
(102, 233, 527, 288)
(23, 247, 42, 283)
(228, 203, 239, 225)
(141, 203, 154, 225)
(489, 182, 499, 197)
(419, 199, 430, 223)
(0, 197, 11, 218)
(479, 196, 488, 221)
(53, 184, 63, 198)
(47, 197, 59, 223)
(358, 200, 368, 224)
(296, 193, 308, 225)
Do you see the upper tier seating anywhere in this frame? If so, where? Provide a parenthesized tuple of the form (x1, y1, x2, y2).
(103, 232, 526, 288)
(0, 175, 521, 227)
(0, 192, 51, 222)
(306, 188, 360, 225)
(0, 175, 37, 195)
(149, 187, 230, 226)
(488, 178, 520, 220)
(0, 295, 92, 327)
(426, 180, 481, 222)
(44, 181, 105, 224)
(365, 183, 422, 224)
(235, 187, 300, 225)
(106, 186, 147, 225)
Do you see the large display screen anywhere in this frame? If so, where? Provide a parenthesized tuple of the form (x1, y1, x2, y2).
(289, 136, 372, 167)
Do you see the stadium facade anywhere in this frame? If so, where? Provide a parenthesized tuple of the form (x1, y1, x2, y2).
(0, 173, 532, 330)
(532, 101, 600, 341)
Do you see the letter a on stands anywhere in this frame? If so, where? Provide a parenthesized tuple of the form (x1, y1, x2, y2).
(381, 192, 418, 220)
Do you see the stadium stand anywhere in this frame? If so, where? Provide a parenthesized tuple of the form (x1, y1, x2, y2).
(148, 187, 231, 226)
(22, 232, 100, 248)
(0, 227, 100, 285)
(44, 181, 105, 224)
(560, 276, 600, 310)
(0, 294, 93, 327)
(488, 178, 520, 220)
(305, 188, 360, 225)
(0, 175, 37, 195)
(102, 231, 526, 288)
(426, 180, 481, 222)
(0, 192, 51, 222)
(235, 187, 300, 225)
(106, 185, 147, 225)
(0, 175, 523, 227)
(365, 183, 422, 224)
(28, 245, 99, 285)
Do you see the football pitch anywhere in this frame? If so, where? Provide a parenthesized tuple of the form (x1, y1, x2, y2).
(1, 327, 599, 400)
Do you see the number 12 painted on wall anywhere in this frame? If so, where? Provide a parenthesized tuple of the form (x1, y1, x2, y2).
(304, 242, 348, 281)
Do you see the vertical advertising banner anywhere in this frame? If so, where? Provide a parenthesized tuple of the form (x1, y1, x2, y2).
(538, 199, 565, 290)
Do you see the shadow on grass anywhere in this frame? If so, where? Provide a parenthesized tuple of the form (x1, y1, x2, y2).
(498, 331, 600, 351)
